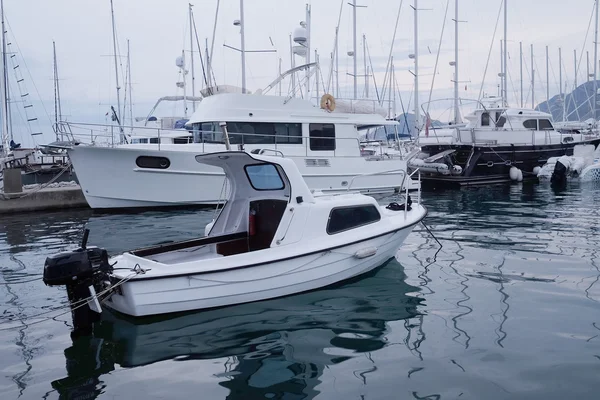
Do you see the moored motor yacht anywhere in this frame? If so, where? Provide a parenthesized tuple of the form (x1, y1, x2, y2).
(410, 96, 600, 186)
(42, 150, 426, 317)
(65, 92, 420, 209)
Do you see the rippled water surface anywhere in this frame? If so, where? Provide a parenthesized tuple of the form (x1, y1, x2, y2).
(1, 182, 600, 399)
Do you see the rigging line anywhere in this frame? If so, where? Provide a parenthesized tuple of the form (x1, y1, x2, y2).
(366, 44, 381, 102)
(380, 0, 403, 104)
(425, 0, 450, 119)
(192, 11, 210, 93)
(478, 0, 504, 101)
(326, 0, 345, 95)
(575, 1, 596, 88)
(394, 62, 411, 135)
(3, 17, 53, 128)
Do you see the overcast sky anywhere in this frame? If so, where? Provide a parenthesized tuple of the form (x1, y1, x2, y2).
(3, 0, 598, 147)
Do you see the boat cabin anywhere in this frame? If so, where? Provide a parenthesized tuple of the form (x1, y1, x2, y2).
(131, 151, 315, 261)
(464, 107, 555, 131)
(184, 93, 401, 157)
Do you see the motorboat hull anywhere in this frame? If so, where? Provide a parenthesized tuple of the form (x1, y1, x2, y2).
(418, 138, 600, 186)
(104, 223, 418, 317)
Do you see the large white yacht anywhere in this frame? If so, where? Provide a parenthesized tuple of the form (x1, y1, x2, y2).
(66, 93, 419, 209)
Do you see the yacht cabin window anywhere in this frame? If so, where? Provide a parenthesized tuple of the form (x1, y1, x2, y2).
(538, 119, 554, 130)
(309, 123, 336, 151)
(191, 122, 302, 145)
(149, 137, 160, 144)
(523, 119, 538, 130)
(481, 113, 490, 126)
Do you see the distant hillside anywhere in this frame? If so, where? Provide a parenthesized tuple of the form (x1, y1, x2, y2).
(536, 80, 598, 121)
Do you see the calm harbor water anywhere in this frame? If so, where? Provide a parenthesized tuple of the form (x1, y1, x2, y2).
(1, 182, 600, 399)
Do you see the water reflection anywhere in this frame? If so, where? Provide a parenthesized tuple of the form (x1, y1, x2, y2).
(50, 259, 422, 399)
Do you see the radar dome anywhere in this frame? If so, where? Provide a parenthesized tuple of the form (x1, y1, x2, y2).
(293, 26, 307, 44)
(175, 56, 185, 69)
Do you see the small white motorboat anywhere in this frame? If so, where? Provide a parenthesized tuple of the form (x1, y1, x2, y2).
(537, 144, 600, 185)
(42, 151, 426, 318)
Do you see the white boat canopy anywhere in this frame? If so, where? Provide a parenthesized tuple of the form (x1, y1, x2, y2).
(195, 151, 315, 236)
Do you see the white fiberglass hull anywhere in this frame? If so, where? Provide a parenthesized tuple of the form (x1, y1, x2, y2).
(67, 145, 418, 209)
(104, 210, 423, 317)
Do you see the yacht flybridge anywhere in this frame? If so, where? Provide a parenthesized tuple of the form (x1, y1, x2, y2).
(66, 93, 419, 209)
(42, 151, 426, 318)
(410, 97, 600, 186)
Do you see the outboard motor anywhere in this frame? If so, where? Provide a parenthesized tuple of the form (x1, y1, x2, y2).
(550, 157, 569, 188)
(43, 229, 112, 338)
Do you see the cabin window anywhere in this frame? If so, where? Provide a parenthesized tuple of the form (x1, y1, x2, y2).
(495, 116, 507, 128)
(245, 163, 285, 191)
(326, 205, 381, 235)
(149, 137, 160, 144)
(481, 113, 490, 126)
(131, 138, 149, 144)
(538, 119, 554, 130)
(136, 156, 170, 169)
(523, 119, 538, 130)
(173, 136, 193, 144)
(274, 123, 302, 144)
(192, 122, 301, 144)
(309, 123, 336, 151)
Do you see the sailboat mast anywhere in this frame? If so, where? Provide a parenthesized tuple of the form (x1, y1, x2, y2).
(453, 0, 459, 124)
(574, 49, 578, 88)
(520, 42, 523, 108)
(503, 0, 508, 106)
(239, 0, 246, 94)
(335, 27, 339, 97)
(363, 34, 368, 98)
(414, 0, 420, 131)
(594, 0, 599, 120)
(546, 46, 549, 107)
(127, 40, 133, 132)
(531, 44, 535, 109)
(0, 0, 10, 152)
(188, 3, 196, 112)
(110, 0, 123, 137)
(559, 47, 563, 120)
(352, 0, 357, 99)
(53, 41, 64, 141)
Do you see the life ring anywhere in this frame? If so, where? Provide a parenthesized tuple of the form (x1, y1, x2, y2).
(320, 93, 336, 112)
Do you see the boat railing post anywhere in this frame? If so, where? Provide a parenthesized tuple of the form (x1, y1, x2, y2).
(158, 129, 161, 151)
(418, 169, 421, 204)
(404, 176, 409, 220)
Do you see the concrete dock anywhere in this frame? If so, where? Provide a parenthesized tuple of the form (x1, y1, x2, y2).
(0, 186, 89, 214)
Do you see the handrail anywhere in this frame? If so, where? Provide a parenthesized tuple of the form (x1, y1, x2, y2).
(346, 168, 408, 192)
(257, 149, 285, 157)
(61, 121, 404, 159)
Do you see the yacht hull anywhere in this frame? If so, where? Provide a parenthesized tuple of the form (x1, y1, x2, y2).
(104, 221, 420, 317)
(68, 145, 418, 209)
(419, 138, 600, 186)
